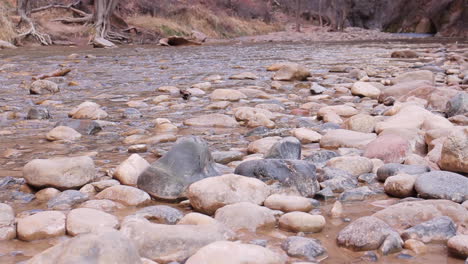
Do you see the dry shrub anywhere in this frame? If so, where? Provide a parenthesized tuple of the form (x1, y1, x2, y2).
(0, 1, 16, 42)
(128, 5, 281, 39)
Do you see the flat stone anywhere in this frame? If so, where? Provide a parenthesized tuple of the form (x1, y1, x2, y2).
(23, 156, 96, 190)
(279, 212, 325, 233)
(188, 174, 270, 215)
(214, 202, 276, 232)
(414, 171, 468, 203)
(26, 229, 142, 264)
(96, 185, 150, 206)
(264, 194, 313, 213)
(47, 190, 89, 210)
(66, 208, 119, 236)
(17, 211, 66, 241)
(184, 114, 239, 127)
(401, 216, 456, 243)
(186, 241, 285, 264)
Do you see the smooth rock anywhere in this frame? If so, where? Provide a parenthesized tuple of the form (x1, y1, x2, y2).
(364, 134, 410, 163)
(235, 159, 319, 197)
(186, 241, 285, 264)
(0, 203, 15, 240)
(184, 114, 239, 128)
(337, 216, 403, 255)
(320, 129, 376, 150)
(384, 173, 417, 198)
(96, 185, 150, 206)
(326, 156, 373, 177)
(17, 211, 66, 241)
(448, 235, 468, 258)
(351, 82, 381, 99)
(439, 128, 468, 174)
(446, 92, 468, 117)
(248, 137, 281, 154)
(272, 64, 310, 81)
(264, 194, 313, 213)
(401, 216, 456, 243)
(376, 163, 430, 182)
(126, 205, 183, 225)
(291, 128, 322, 144)
(26, 229, 142, 264)
(393, 70, 434, 84)
(68, 101, 108, 120)
(23, 156, 96, 190)
(30, 80, 59, 95)
(138, 136, 221, 200)
(47, 190, 88, 210)
(414, 171, 468, 203)
(114, 154, 150, 186)
(344, 114, 376, 133)
(214, 202, 276, 232)
(188, 174, 270, 215)
(46, 126, 82, 141)
(264, 136, 302, 159)
(210, 89, 247, 101)
(121, 217, 231, 263)
(66, 208, 119, 236)
(279, 212, 326, 233)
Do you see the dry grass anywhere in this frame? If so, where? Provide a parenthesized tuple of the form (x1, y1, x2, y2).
(128, 5, 281, 39)
(0, 0, 16, 42)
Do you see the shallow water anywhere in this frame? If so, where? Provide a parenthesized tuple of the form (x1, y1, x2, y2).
(0, 38, 467, 263)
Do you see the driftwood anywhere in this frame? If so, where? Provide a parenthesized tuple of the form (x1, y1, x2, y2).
(33, 69, 72, 80)
(159, 36, 202, 47)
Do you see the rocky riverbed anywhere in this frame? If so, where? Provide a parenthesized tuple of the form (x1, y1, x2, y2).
(0, 38, 467, 264)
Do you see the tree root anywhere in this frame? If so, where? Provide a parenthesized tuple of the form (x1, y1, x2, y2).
(52, 15, 92, 24)
(15, 19, 52, 46)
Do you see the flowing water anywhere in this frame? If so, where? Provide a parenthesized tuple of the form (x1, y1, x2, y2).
(0, 38, 467, 263)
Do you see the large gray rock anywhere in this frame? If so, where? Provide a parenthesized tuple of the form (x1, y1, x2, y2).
(281, 236, 326, 262)
(376, 163, 430, 182)
(26, 106, 51, 120)
(304, 150, 339, 168)
(401, 216, 457, 243)
(138, 136, 221, 200)
(234, 159, 319, 197)
(414, 171, 468, 203)
(264, 137, 301, 160)
(26, 229, 142, 264)
(23, 156, 96, 190)
(446, 92, 468, 117)
(121, 217, 232, 263)
(55, 119, 102, 135)
(337, 216, 403, 255)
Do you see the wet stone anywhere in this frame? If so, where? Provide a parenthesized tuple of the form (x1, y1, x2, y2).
(376, 163, 430, 182)
(47, 190, 89, 210)
(401, 216, 457, 243)
(26, 107, 51, 120)
(123, 108, 143, 119)
(282, 236, 327, 261)
(264, 136, 302, 160)
(305, 150, 339, 168)
(235, 159, 319, 197)
(339, 186, 375, 202)
(55, 119, 102, 135)
(126, 205, 183, 224)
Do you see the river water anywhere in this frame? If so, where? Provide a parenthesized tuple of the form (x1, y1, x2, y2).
(0, 38, 466, 263)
